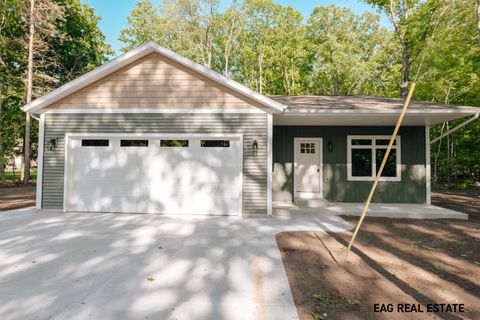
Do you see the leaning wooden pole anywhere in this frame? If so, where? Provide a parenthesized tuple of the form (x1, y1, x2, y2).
(346, 82, 416, 257)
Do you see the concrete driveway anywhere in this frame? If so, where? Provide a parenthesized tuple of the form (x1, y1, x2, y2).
(0, 208, 352, 320)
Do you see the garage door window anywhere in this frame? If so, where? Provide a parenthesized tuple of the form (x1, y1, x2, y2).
(82, 139, 109, 147)
(161, 139, 189, 147)
(120, 139, 149, 147)
(201, 140, 230, 147)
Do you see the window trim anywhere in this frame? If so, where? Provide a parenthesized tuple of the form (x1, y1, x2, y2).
(347, 135, 402, 182)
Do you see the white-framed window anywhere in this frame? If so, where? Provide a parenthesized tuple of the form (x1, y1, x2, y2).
(347, 135, 402, 181)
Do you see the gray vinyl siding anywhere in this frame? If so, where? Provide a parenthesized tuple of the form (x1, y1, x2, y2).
(273, 126, 426, 203)
(42, 113, 268, 215)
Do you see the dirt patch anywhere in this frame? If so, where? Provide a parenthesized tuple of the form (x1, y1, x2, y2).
(432, 189, 480, 222)
(277, 190, 480, 319)
(0, 184, 36, 211)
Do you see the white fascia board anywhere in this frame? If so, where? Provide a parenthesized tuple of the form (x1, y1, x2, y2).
(284, 108, 479, 115)
(23, 41, 285, 114)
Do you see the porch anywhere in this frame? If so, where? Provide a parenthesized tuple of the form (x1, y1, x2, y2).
(273, 201, 468, 220)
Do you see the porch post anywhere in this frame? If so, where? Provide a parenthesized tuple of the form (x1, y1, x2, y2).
(425, 125, 431, 205)
(267, 113, 273, 215)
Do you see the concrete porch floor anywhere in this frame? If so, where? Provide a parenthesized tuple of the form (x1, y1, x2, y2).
(273, 201, 469, 220)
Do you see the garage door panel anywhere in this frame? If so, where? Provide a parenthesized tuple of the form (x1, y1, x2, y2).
(67, 136, 242, 215)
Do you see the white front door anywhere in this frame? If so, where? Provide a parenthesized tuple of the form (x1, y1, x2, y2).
(294, 138, 322, 197)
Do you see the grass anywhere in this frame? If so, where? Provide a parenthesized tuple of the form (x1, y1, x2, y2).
(312, 313, 328, 320)
(3, 168, 37, 182)
(431, 263, 446, 272)
(457, 239, 468, 247)
(410, 240, 423, 248)
(313, 293, 337, 305)
(346, 298, 360, 305)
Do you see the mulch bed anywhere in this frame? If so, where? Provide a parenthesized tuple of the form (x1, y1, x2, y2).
(277, 190, 480, 320)
(0, 184, 36, 211)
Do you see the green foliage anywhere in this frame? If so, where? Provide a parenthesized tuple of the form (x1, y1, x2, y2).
(4, 168, 37, 181)
(415, 0, 480, 187)
(236, 0, 307, 94)
(51, 0, 114, 82)
(312, 293, 337, 305)
(0, 0, 112, 177)
(0, 97, 25, 164)
(306, 5, 399, 95)
(346, 298, 360, 305)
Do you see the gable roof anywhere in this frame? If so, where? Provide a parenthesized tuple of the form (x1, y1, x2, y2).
(23, 41, 286, 114)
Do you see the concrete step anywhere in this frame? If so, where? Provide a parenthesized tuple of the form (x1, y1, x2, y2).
(294, 197, 329, 208)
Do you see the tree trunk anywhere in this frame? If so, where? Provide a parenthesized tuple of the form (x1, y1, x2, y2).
(0, 98, 6, 184)
(258, 50, 263, 94)
(224, 53, 229, 76)
(477, 0, 480, 42)
(400, 42, 410, 100)
(23, 0, 35, 185)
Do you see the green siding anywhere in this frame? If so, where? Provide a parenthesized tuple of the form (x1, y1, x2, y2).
(42, 113, 267, 215)
(273, 126, 426, 203)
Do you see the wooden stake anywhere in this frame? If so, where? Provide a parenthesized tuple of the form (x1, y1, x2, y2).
(346, 82, 416, 258)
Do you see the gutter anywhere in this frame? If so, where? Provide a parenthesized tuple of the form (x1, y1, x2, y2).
(430, 111, 480, 144)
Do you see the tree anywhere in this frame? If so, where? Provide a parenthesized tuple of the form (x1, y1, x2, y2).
(50, 0, 113, 83)
(23, 0, 65, 184)
(118, 0, 168, 51)
(415, 0, 480, 186)
(214, 1, 243, 76)
(477, 0, 480, 41)
(0, 0, 111, 184)
(306, 5, 398, 96)
(365, 0, 446, 99)
(119, 0, 222, 68)
(235, 0, 306, 94)
(0, 0, 27, 183)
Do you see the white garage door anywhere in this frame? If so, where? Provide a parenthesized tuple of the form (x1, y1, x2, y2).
(65, 135, 243, 215)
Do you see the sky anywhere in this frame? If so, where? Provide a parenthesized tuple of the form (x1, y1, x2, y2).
(81, 0, 390, 56)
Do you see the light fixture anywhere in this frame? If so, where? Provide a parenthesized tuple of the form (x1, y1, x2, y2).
(48, 138, 59, 151)
(328, 141, 333, 152)
(252, 139, 259, 156)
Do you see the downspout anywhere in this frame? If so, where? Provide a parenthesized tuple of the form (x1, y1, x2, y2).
(430, 112, 480, 144)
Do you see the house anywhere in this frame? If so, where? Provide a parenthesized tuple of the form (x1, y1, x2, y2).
(23, 42, 479, 216)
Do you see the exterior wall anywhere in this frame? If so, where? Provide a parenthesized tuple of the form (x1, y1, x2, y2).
(42, 113, 268, 215)
(46, 53, 264, 110)
(273, 126, 426, 203)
